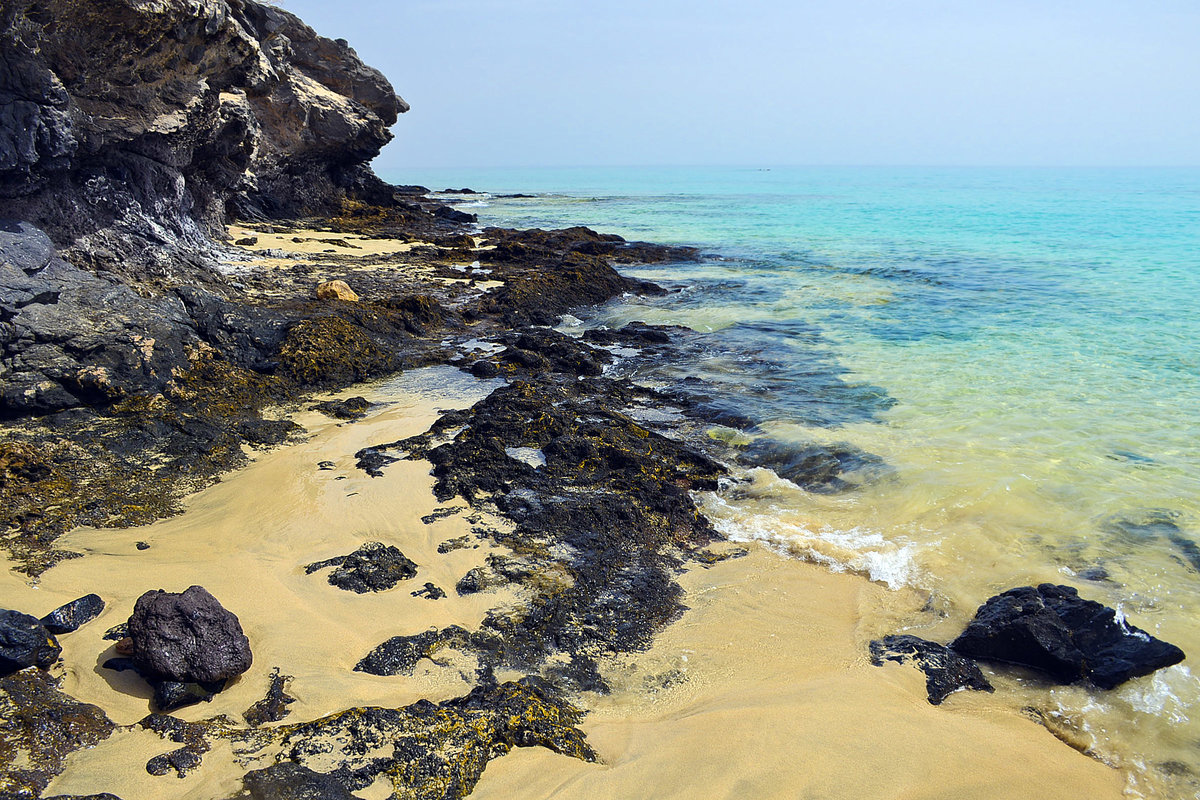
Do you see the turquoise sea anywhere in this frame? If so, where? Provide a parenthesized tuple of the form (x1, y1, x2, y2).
(384, 166, 1200, 797)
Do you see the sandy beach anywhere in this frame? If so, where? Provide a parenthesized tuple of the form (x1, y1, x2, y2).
(1, 368, 1122, 799)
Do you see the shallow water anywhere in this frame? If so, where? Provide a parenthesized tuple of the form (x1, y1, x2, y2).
(392, 166, 1200, 797)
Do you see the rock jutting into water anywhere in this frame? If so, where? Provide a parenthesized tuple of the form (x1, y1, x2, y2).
(869, 634, 994, 705)
(873, 584, 1185, 707)
(950, 583, 1185, 690)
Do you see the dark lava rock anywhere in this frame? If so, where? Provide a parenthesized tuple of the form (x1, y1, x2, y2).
(40, 593, 105, 634)
(741, 438, 885, 493)
(412, 582, 447, 600)
(355, 447, 400, 477)
(304, 542, 418, 593)
(153, 679, 225, 713)
(0, 668, 115, 797)
(102, 623, 129, 641)
(950, 584, 1185, 689)
(310, 396, 372, 420)
(128, 585, 252, 684)
(243, 668, 297, 727)
(355, 627, 470, 676)
(358, 377, 726, 691)
(469, 359, 500, 378)
(1, 609, 61, 675)
(146, 745, 205, 777)
(433, 205, 477, 223)
(456, 567, 487, 596)
(232, 762, 357, 800)
(870, 635, 994, 705)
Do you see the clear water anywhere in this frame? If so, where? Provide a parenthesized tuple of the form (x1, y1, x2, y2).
(384, 166, 1200, 796)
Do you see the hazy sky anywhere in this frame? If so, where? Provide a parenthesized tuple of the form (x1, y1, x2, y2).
(282, 0, 1199, 168)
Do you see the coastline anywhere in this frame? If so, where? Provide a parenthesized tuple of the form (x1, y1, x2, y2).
(2, 2, 1190, 796)
(3, 205, 1130, 798)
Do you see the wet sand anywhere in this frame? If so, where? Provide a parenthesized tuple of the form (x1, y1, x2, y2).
(472, 551, 1124, 800)
(0, 367, 1123, 798)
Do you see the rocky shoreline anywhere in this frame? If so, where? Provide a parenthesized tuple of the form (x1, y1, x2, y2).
(0, 1, 1186, 798)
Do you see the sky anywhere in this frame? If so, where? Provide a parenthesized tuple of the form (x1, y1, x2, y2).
(281, 0, 1200, 169)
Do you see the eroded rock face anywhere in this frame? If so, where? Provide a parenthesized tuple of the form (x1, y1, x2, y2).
(129, 585, 252, 684)
(0, 0, 406, 276)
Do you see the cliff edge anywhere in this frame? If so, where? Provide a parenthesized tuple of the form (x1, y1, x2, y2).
(0, 0, 405, 280)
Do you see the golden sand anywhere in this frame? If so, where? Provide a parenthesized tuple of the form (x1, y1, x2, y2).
(0, 366, 1122, 798)
(471, 551, 1124, 800)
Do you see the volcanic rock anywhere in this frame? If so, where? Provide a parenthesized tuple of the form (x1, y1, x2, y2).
(0, 609, 61, 675)
(232, 762, 357, 800)
(40, 593, 105, 635)
(128, 585, 252, 684)
(870, 634, 994, 705)
(950, 583, 1185, 689)
(0, 667, 115, 796)
(0, 0, 407, 275)
(305, 541, 418, 593)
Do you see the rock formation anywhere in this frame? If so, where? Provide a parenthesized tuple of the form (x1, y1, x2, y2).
(0, 0, 405, 279)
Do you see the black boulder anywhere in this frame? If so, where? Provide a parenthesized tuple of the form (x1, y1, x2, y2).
(128, 586, 252, 684)
(41, 594, 105, 635)
(950, 583, 1184, 689)
(0, 609, 61, 676)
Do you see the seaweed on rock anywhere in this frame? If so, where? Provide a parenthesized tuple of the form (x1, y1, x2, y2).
(358, 375, 727, 691)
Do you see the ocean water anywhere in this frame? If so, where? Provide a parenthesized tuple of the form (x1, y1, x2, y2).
(384, 166, 1200, 796)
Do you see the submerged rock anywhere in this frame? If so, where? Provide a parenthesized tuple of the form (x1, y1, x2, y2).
(740, 438, 884, 493)
(950, 584, 1185, 689)
(0, 609, 61, 676)
(40, 593, 105, 635)
(128, 585, 252, 684)
(870, 635, 994, 705)
(305, 542, 418, 593)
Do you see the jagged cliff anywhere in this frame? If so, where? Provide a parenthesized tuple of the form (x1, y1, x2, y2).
(0, 0, 405, 278)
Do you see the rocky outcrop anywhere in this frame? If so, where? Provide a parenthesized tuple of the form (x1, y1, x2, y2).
(950, 583, 1185, 690)
(304, 541, 419, 593)
(0, 0, 406, 278)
